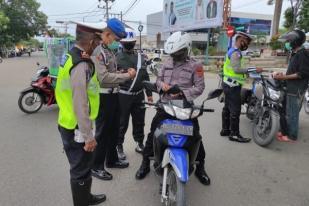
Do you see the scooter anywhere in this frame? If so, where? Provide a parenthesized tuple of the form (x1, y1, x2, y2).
(143, 81, 222, 206)
(18, 63, 56, 114)
(146, 57, 162, 76)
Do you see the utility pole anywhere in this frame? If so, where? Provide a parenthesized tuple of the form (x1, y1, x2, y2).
(270, 0, 283, 36)
(98, 0, 115, 20)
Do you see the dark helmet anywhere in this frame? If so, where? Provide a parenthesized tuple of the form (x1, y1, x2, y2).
(279, 29, 306, 49)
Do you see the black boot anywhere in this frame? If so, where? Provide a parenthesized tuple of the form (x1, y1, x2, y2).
(70, 178, 106, 206)
(221, 108, 230, 136)
(229, 132, 251, 143)
(135, 158, 150, 180)
(195, 164, 211, 186)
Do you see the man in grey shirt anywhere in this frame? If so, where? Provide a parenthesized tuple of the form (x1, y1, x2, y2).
(91, 18, 136, 181)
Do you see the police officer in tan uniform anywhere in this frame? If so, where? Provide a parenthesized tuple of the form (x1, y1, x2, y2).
(91, 18, 136, 181)
(135, 32, 211, 186)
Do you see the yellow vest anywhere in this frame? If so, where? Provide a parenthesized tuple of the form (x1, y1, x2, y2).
(55, 47, 100, 129)
(223, 48, 246, 85)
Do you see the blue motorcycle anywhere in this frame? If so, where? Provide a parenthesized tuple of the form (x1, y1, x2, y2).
(143, 82, 222, 206)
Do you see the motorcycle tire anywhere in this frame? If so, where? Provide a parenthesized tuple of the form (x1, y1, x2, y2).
(164, 168, 186, 206)
(252, 109, 280, 147)
(18, 90, 43, 114)
(304, 101, 309, 115)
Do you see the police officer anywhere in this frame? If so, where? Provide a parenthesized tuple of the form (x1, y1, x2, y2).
(116, 29, 153, 160)
(91, 18, 136, 181)
(135, 31, 211, 186)
(56, 22, 106, 206)
(220, 32, 262, 143)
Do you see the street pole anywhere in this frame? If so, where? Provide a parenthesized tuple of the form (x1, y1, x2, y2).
(205, 28, 210, 65)
(138, 23, 144, 52)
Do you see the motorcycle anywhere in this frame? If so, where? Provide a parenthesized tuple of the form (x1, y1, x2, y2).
(303, 86, 309, 115)
(18, 63, 56, 114)
(146, 57, 162, 76)
(249, 72, 284, 147)
(143, 81, 222, 206)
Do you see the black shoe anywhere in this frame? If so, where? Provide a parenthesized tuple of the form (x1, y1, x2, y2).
(135, 160, 150, 180)
(220, 129, 230, 137)
(117, 144, 126, 160)
(91, 169, 113, 181)
(135, 142, 144, 154)
(195, 167, 211, 186)
(229, 133, 251, 143)
(89, 194, 106, 205)
(106, 160, 129, 169)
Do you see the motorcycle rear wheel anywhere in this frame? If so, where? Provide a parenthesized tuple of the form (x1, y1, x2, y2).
(304, 99, 309, 115)
(164, 168, 186, 206)
(252, 109, 279, 147)
(18, 90, 43, 114)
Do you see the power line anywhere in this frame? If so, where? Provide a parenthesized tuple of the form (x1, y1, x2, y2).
(123, 0, 142, 16)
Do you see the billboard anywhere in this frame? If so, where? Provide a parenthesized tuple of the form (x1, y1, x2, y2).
(162, 0, 224, 32)
(230, 17, 272, 35)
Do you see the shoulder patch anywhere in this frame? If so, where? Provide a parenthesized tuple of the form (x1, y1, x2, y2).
(195, 65, 204, 77)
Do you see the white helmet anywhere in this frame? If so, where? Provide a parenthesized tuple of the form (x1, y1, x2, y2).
(164, 31, 192, 55)
(120, 28, 137, 42)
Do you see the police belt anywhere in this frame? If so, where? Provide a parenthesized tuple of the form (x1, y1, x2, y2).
(223, 77, 240, 87)
(119, 89, 143, 96)
(99, 87, 119, 94)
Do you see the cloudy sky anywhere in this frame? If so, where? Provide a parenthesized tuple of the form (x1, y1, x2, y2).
(37, 0, 290, 35)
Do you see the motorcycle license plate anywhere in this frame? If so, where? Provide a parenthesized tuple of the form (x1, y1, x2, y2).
(161, 123, 193, 136)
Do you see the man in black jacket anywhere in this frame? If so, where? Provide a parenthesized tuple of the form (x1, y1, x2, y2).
(274, 29, 309, 142)
(116, 29, 153, 160)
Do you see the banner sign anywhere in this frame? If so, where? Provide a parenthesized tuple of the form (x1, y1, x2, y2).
(162, 0, 224, 32)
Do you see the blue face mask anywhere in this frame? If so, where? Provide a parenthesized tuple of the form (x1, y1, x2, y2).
(285, 42, 292, 51)
(108, 41, 119, 50)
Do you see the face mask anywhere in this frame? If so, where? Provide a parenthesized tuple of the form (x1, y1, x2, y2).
(285, 42, 292, 51)
(240, 41, 249, 51)
(171, 49, 188, 62)
(122, 42, 136, 51)
(108, 41, 119, 50)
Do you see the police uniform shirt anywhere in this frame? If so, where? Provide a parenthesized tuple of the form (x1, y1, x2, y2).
(156, 57, 205, 102)
(92, 44, 131, 88)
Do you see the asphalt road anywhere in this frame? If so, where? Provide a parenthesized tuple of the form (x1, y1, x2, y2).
(0, 52, 308, 206)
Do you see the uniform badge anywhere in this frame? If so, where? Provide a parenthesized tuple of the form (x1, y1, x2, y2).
(196, 66, 204, 77)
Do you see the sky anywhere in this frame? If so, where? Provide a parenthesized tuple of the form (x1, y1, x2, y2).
(37, 0, 290, 35)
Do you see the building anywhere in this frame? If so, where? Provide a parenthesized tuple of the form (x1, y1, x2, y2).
(146, 11, 273, 48)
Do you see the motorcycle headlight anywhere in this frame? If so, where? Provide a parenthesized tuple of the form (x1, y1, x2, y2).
(191, 109, 201, 118)
(163, 105, 175, 117)
(268, 88, 280, 101)
(172, 106, 192, 120)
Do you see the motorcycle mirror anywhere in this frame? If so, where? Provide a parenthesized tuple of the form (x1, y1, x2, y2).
(36, 62, 40, 66)
(142, 81, 158, 93)
(206, 89, 223, 100)
(145, 59, 153, 66)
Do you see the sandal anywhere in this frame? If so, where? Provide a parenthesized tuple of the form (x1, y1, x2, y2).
(277, 135, 295, 143)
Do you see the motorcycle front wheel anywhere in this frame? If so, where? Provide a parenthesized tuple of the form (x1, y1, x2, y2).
(252, 109, 280, 147)
(164, 168, 186, 206)
(18, 90, 43, 114)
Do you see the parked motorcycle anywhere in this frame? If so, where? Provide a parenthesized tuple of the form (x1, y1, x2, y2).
(143, 81, 222, 206)
(303, 87, 309, 115)
(249, 72, 284, 147)
(18, 63, 56, 114)
(146, 57, 162, 76)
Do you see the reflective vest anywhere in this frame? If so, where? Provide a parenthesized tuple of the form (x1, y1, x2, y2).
(223, 48, 246, 85)
(55, 47, 100, 129)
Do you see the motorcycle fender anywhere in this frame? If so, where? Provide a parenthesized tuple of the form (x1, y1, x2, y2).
(20, 87, 36, 94)
(162, 148, 189, 183)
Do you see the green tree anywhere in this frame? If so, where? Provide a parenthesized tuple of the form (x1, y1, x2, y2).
(298, 0, 309, 32)
(270, 35, 284, 50)
(283, 7, 294, 30)
(0, 0, 47, 46)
